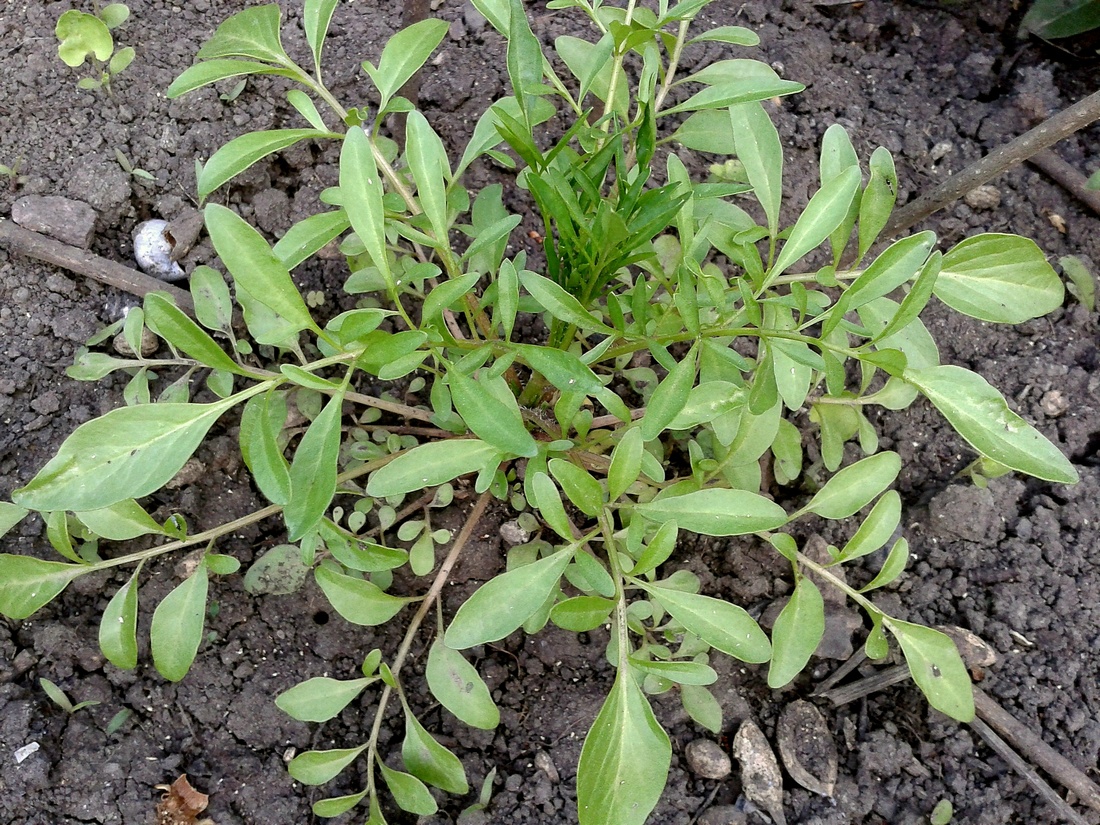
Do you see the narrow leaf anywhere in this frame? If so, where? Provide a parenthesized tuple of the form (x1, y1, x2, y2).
(641, 583, 772, 663)
(276, 675, 374, 723)
(150, 561, 209, 682)
(731, 102, 782, 237)
(449, 369, 537, 458)
(99, 571, 139, 670)
(289, 745, 368, 785)
(402, 710, 469, 794)
(519, 270, 615, 335)
(769, 166, 861, 282)
(0, 555, 84, 619)
(285, 390, 345, 540)
(636, 488, 787, 536)
(767, 576, 824, 688)
(639, 349, 697, 442)
(144, 293, 248, 375)
(304, 0, 339, 69)
(195, 5, 290, 62)
(199, 130, 331, 198)
(273, 210, 350, 270)
(380, 762, 437, 816)
(803, 451, 901, 520)
(426, 640, 500, 730)
(315, 563, 411, 626)
(887, 620, 975, 722)
(368, 18, 450, 107)
(366, 439, 499, 497)
(167, 59, 296, 98)
(341, 126, 393, 290)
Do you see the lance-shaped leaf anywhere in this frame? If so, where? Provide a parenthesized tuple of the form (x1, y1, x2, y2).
(577, 669, 671, 825)
(635, 488, 787, 536)
(856, 147, 898, 260)
(363, 18, 450, 109)
(886, 619, 975, 722)
(0, 555, 85, 620)
(402, 709, 469, 794)
(276, 675, 375, 722)
(769, 166, 861, 282)
(445, 548, 575, 649)
(380, 762, 437, 816)
(448, 369, 537, 458)
(199, 129, 333, 198)
(274, 210, 350, 271)
(548, 459, 604, 517)
(144, 293, 248, 375)
(315, 563, 412, 626)
(935, 234, 1064, 323)
(285, 390, 345, 540)
(0, 502, 28, 539)
(640, 583, 772, 663)
(205, 204, 316, 333)
(151, 560, 209, 682)
(731, 101, 782, 238)
(426, 640, 500, 730)
(289, 745, 368, 785)
(304, 0, 339, 69)
(836, 490, 901, 562)
(512, 344, 605, 394)
(76, 499, 166, 541)
(518, 270, 615, 335)
(801, 451, 901, 520)
(405, 111, 451, 242)
(239, 392, 291, 505)
(195, 4, 291, 63)
(767, 575, 824, 688)
(366, 439, 499, 497)
(608, 427, 643, 501)
(99, 571, 139, 670)
(906, 365, 1078, 484)
(167, 59, 298, 98)
(341, 126, 393, 290)
(639, 348, 697, 442)
(14, 395, 242, 513)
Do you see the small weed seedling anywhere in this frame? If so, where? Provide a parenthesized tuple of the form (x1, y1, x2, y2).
(55, 3, 135, 95)
(39, 677, 100, 714)
(2, 1, 1079, 823)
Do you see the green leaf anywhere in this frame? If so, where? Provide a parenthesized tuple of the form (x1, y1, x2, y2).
(55, 11, 113, 68)
(550, 595, 616, 632)
(857, 147, 898, 260)
(366, 439, 500, 497)
(462, 214, 523, 264)
(167, 59, 296, 98)
(144, 293, 248, 375)
(190, 266, 234, 332)
(639, 348, 697, 442)
(109, 46, 135, 75)
(495, 258, 519, 340)
(13, 397, 239, 513)
(689, 25, 760, 45)
(1061, 255, 1096, 312)
(886, 619, 975, 722)
(641, 583, 771, 663)
(196, 5, 291, 63)
(445, 547, 575, 648)
(662, 77, 803, 116)
(365, 18, 450, 107)
(100, 3, 130, 28)
(205, 203, 316, 333)
(518, 270, 614, 335)
(513, 344, 605, 394)
(576, 669, 671, 825)
(405, 111, 451, 242)
(200, 129, 332, 198)
(608, 427, 643, 501)
(448, 369, 538, 458)
(341, 126, 393, 291)
(506, 0, 547, 120)
(0, 502, 28, 539)
(312, 790, 368, 818)
(76, 500, 165, 541)
(243, 544, 310, 595)
(731, 102, 782, 237)
(630, 521, 678, 577)
(836, 490, 901, 562)
(1022, 0, 1100, 39)
(380, 762, 437, 816)
(426, 640, 500, 730)
(548, 459, 604, 517)
(45, 511, 81, 564)
(99, 571, 139, 670)
(680, 683, 722, 733)
(555, 34, 614, 105)
(636, 488, 787, 536)
(935, 234, 1065, 323)
(240, 392, 291, 505)
(274, 210, 350, 270)
(769, 166, 861, 282)
(0, 556, 84, 619)
(905, 365, 1078, 484)
(150, 560, 209, 682)
(529, 471, 573, 540)
(767, 575, 824, 688)
(289, 745, 368, 785)
(304, 0, 339, 69)
(402, 709, 469, 794)
(802, 451, 901, 520)
(860, 536, 909, 592)
(315, 563, 412, 625)
(629, 656, 718, 686)
(276, 675, 374, 722)
(285, 390, 345, 540)
(672, 109, 736, 154)
(423, 274, 480, 333)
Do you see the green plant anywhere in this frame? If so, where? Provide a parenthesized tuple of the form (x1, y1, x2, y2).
(1, 0, 1079, 822)
(114, 147, 155, 182)
(39, 677, 100, 714)
(55, 2, 135, 94)
(0, 158, 28, 190)
(1022, 0, 1100, 41)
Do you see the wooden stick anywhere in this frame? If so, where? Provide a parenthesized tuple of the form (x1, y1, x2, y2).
(973, 688, 1100, 815)
(1028, 149, 1100, 218)
(970, 717, 1090, 825)
(884, 88, 1100, 237)
(0, 219, 194, 314)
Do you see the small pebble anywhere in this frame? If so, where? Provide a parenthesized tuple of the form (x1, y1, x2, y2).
(964, 185, 1001, 211)
(113, 328, 158, 358)
(499, 520, 530, 545)
(698, 805, 747, 825)
(1040, 390, 1069, 417)
(685, 738, 732, 780)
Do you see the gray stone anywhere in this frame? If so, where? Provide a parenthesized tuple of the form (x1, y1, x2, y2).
(698, 805, 747, 825)
(685, 738, 732, 779)
(11, 195, 96, 248)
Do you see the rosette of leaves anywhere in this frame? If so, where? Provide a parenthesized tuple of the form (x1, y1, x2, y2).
(55, 3, 135, 93)
(1, 0, 1079, 823)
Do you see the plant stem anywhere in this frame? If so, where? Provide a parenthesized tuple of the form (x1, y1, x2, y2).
(883, 88, 1100, 237)
(363, 491, 492, 798)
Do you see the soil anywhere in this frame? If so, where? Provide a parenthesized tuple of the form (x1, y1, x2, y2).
(1, 1, 1099, 824)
